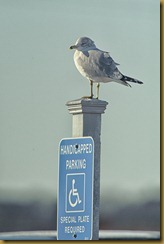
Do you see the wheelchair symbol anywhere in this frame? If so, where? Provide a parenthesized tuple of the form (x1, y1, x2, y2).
(69, 179, 81, 207)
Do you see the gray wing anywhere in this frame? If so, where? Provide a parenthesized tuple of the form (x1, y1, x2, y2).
(99, 52, 122, 80)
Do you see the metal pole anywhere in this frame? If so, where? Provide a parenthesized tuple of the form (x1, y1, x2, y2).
(66, 98, 108, 240)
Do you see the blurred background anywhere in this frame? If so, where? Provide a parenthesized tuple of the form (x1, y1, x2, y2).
(0, 0, 160, 232)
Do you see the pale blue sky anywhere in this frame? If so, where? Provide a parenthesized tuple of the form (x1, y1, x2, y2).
(0, 0, 160, 199)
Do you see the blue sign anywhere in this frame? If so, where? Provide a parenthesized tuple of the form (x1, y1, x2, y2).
(57, 137, 94, 240)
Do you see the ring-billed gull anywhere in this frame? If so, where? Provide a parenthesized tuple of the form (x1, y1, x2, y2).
(70, 37, 143, 99)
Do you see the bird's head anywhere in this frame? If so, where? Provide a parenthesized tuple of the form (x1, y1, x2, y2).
(69, 37, 96, 51)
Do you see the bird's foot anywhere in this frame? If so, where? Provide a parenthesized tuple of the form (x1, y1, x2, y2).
(81, 95, 94, 99)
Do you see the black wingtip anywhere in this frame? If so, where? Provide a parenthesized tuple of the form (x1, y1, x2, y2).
(121, 75, 143, 85)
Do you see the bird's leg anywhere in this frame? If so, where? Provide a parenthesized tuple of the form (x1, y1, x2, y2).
(81, 80, 94, 99)
(96, 83, 100, 99)
(90, 80, 94, 99)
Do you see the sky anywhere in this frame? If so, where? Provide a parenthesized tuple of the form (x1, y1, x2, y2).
(0, 0, 160, 200)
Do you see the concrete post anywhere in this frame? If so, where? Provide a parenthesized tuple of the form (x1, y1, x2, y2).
(66, 98, 108, 240)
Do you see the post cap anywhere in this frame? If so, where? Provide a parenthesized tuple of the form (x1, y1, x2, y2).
(66, 98, 108, 114)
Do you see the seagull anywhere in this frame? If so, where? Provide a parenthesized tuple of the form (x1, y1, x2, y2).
(70, 37, 143, 99)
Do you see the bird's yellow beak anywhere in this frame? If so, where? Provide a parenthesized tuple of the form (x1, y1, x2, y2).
(69, 45, 76, 50)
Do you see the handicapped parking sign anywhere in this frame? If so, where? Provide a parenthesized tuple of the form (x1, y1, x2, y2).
(57, 137, 94, 240)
